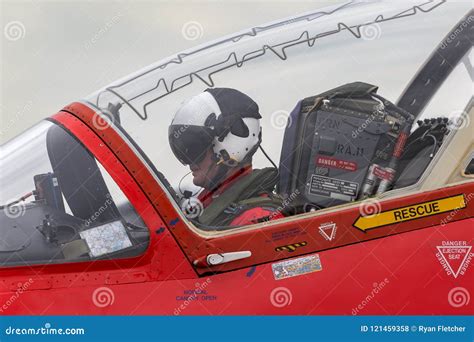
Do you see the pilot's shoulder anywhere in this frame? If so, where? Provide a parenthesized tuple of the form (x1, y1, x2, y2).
(230, 204, 284, 226)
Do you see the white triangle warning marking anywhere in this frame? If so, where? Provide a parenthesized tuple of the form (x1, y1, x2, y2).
(319, 222, 337, 241)
(436, 245, 472, 278)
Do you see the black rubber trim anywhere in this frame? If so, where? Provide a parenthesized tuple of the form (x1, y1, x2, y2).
(397, 10, 473, 117)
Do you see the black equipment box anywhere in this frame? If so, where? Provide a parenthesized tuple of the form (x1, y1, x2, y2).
(278, 82, 414, 209)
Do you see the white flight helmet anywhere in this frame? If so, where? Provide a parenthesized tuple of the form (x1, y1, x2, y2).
(169, 88, 262, 167)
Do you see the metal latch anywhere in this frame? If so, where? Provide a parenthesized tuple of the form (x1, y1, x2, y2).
(193, 251, 252, 267)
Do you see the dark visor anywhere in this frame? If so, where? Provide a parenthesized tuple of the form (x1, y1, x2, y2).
(168, 125, 215, 165)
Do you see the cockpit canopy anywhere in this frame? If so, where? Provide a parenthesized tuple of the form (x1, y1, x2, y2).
(1, 1, 472, 269)
(81, 1, 472, 224)
(0, 121, 149, 266)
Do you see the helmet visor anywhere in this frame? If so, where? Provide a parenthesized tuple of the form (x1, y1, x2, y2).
(168, 125, 214, 165)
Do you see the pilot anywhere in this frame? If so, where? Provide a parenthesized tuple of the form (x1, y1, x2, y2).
(168, 88, 283, 227)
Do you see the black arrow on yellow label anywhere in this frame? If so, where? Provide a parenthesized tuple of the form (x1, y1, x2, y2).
(353, 194, 466, 232)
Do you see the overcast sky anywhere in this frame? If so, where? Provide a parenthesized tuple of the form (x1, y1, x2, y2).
(0, 0, 340, 144)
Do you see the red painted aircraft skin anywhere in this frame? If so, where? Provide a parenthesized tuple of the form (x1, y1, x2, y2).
(0, 103, 472, 315)
(1, 219, 472, 315)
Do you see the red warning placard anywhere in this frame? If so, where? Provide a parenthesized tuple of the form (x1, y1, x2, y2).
(316, 156, 357, 172)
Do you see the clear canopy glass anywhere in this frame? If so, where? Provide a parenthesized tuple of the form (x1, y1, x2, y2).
(79, 1, 472, 228)
(0, 121, 149, 266)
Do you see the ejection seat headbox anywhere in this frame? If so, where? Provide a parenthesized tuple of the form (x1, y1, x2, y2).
(278, 82, 414, 212)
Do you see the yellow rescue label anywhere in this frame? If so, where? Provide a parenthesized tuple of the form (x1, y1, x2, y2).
(354, 194, 466, 231)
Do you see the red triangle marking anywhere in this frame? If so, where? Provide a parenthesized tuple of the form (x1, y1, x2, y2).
(436, 245, 472, 278)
